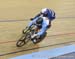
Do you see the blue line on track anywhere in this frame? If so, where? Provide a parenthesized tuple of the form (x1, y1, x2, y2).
(11, 45, 75, 59)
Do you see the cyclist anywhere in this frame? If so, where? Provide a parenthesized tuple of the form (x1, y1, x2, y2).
(28, 8, 56, 43)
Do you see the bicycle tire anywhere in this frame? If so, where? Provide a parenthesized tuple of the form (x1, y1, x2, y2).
(16, 32, 31, 47)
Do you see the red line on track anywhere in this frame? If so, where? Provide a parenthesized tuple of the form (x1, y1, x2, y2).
(48, 32, 75, 37)
(0, 32, 75, 44)
(0, 40, 16, 44)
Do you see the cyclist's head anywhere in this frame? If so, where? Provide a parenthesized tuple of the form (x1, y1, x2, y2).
(41, 8, 49, 17)
(36, 17, 43, 24)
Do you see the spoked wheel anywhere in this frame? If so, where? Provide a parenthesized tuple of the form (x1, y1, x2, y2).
(16, 33, 31, 47)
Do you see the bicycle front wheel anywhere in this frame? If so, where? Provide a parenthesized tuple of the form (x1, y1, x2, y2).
(16, 32, 31, 47)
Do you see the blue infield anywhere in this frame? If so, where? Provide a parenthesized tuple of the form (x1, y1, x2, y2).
(11, 45, 75, 59)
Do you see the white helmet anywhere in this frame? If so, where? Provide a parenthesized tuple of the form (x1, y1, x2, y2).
(41, 8, 48, 14)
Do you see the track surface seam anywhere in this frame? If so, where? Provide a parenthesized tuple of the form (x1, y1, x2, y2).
(0, 40, 75, 56)
(0, 17, 75, 22)
(0, 32, 75, 56)
(0, 32, 75, 44)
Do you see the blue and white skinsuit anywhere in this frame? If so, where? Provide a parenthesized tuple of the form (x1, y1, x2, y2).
(28, 9, 55, 37)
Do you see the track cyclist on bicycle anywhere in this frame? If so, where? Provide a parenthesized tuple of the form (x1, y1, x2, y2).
(28, 8, 56, 44)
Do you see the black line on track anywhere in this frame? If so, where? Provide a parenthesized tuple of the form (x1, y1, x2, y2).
(0, 17, 75, 22)
(0, 40, 75, 56)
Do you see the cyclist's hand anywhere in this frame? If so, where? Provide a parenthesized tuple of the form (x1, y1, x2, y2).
(30, 18, 34, 21)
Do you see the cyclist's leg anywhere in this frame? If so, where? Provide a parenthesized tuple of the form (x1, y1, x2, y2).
(31, 27, 41, 44)
(40, 32, 47, 39)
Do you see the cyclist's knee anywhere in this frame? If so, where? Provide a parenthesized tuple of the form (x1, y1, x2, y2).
(40, 32, 47, 39)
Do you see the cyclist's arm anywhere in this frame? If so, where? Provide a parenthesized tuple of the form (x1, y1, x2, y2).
(28, 18, 38, 27)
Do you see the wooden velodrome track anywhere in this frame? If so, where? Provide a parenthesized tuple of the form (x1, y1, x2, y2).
(0, 0, 75, 59)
